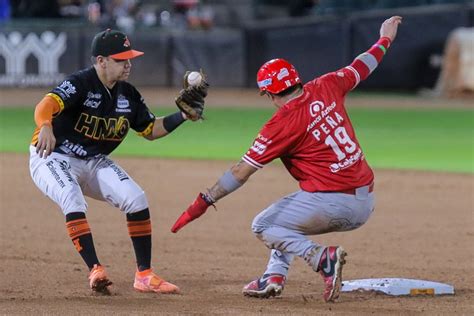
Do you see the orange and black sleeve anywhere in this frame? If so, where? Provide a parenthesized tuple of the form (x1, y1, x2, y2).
(31, 93, 63, 145)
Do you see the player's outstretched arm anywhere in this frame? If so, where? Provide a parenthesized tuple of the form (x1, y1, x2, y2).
(347, 16, 402, 83)
(171, 161, 257, 233)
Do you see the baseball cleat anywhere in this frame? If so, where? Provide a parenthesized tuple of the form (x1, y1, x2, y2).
(88, 264, 112, 295)
(242, 274, 286, 298)
(318, 246, 347, 302)
(134, 269, 180, 294)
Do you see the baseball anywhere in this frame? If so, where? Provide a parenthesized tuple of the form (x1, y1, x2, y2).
(187, 71, 202, 86)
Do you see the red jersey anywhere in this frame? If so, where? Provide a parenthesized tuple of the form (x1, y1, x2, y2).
(243, 66, 374, 192)
(243, 37, 392, 191)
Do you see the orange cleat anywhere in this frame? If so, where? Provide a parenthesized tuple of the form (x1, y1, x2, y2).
(134, 269, 180, 294)
(88, 264, 112, 295)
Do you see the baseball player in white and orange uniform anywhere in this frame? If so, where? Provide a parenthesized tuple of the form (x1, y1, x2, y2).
(29, 29, 205, 294)
(171, 16, 402, 302)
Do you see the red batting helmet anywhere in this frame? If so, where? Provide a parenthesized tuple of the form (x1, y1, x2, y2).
(256, 58, 301, 95)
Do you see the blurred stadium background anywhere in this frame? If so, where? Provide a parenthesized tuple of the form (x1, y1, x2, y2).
(1, 4, 473, 314)
(0, 0, 473, 94)
(0, 0, 473, 173)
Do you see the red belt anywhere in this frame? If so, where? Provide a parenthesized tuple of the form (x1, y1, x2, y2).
(339, 182, 374, 195)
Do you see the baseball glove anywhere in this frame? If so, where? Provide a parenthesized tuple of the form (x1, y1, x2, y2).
(175, 70, 209, 121)
(175, 86, 206, 121)
(183, 69, 209, 97)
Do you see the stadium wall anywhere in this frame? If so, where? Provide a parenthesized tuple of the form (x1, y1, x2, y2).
(0, 3, 472, 90)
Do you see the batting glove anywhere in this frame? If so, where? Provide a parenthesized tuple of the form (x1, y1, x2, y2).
(171, 193, 214, 233)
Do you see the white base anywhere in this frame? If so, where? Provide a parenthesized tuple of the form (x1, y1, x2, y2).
(341, 278, 454, 296)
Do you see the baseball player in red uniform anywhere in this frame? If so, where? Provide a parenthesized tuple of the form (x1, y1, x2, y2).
(171, 16, 402, 302)
(29, 29, 206, 294)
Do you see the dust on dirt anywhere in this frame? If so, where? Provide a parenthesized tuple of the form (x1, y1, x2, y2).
(1, 154, 472, 315)
(1, 87, 472, 314)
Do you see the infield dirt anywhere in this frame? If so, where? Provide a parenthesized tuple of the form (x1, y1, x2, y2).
(1, 88, 473, 314)
(0, 154, 473, 315)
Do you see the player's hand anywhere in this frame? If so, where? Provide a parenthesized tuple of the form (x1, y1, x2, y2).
(36, 124, 56, 158)
(171, 193, 214, 233)
(380, 16, 402, 42)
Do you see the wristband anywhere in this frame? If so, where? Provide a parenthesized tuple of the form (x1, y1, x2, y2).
(163, 111, 185, 133)
(377, 37, 392, 50)
(201, 192, 215, 205)
(218, 170, 242, 193)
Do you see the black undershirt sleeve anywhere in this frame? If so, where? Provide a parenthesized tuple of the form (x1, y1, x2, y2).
(162, 111, 186, 133)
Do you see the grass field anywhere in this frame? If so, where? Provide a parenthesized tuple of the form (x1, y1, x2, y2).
(0, 107, 472, 173)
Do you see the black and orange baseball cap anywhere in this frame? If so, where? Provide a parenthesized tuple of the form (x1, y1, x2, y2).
(91, 29, 144, 60)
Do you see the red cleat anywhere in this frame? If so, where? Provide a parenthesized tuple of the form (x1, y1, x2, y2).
(242, 274, 286, 298)
(318, 246, 347, 302)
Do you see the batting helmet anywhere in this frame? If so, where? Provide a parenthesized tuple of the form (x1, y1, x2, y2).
(256, 58, 301, 95)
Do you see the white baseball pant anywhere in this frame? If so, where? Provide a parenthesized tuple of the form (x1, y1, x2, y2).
(29, 146, 148, 215)
(251, 186, 374, 276)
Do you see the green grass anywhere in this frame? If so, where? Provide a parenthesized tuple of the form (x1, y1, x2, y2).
(348, 109, 473, 173)
(1, 107, 472, 173)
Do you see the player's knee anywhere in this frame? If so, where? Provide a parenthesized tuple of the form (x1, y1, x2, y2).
(251, 214, 270, 237)
(251, 211, 283, 249)
(251, 206, 278, 236)
(122, 191, 148, 214)
(252, 224, 279, 250)
(61, 195, 87, 215)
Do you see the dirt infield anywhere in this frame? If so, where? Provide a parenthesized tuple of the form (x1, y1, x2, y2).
(1, 88, 473, 314)
(0, 154, 472, 315)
